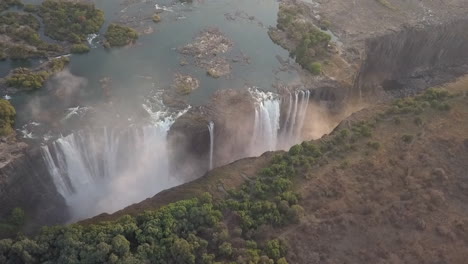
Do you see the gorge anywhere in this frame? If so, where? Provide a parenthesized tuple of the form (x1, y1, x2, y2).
(0, 0, 467, 254)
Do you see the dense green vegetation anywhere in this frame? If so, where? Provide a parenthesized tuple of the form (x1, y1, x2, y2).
(270, 4, 331, 75)
(5, 57, 69, 90)
(0, 99, 16, 136)
(0, 12, 40, 30)
(36, 0, 104, 43)
(0, 12, 61, 59)
(104, 24, 139, 47)
(0, 208, 25, 238)
(0, 0, 23, 12)
(71, 43, 90, 54)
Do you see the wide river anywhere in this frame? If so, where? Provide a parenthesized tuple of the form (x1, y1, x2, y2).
(1, 0, 298, 138)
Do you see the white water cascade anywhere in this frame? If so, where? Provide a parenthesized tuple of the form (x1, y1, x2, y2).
(282, 90, 311, 143)
(249, 88, 311, 155)
(249, 89, 281, 156)
(41, 103, 189, 221)
(208, 121, 214, 170)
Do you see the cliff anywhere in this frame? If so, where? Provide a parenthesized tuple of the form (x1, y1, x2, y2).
(0, 139, 67, 235)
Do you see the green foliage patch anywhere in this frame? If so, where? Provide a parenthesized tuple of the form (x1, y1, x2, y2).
(272, 4, 331, 75)
(5, 57, 69, 90)
(0, 0, 23, 12)
(36, 0, 104, 43)
(0, 99, 16, 136)
(104, 24, 139, 47)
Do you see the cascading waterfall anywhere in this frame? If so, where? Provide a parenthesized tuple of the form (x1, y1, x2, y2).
(249, 88, 311, 155)
(249, 89, 281, 156)
(208, 121, 214, 170)
(41, 99, 190, 221)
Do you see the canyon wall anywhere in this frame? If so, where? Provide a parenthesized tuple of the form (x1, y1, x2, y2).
(0, 144, 67, 231)
(354, 19, 468, 100)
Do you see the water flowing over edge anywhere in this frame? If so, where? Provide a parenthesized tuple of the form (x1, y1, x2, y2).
(41, 96, 190, 221)
(41, 87, 312, 221)
(248, 87, 311, 155)
(207, 121, 214, 170)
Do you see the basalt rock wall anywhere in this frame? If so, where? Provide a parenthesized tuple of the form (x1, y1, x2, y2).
(354, 19, 468, 100)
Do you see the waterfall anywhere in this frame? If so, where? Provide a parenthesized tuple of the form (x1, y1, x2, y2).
(41, 101, 190, 221)
(296, 90, 311, 141)
(208, 121, 214, 170)
(249, 88, 311, 155)
(249, 89, 281, 156)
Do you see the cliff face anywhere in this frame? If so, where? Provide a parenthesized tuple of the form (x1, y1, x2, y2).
(167, 89, 256, 181)
(0, 142, 67, 232)
(354, 19, 468, 100)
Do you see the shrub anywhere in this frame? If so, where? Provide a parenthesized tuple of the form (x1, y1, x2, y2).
(219, 242, 233, 257)
(0, 99, 15, 136)
(71, 43, 90, 54)
(307, 62, 322, 75)
(401, 134, 413, 144)
(367, 141, 381, 150)
(8, 208, 25, 227)
(37, 0, 105, 43)
(414, 117, 423, 126)
(105, 24, 138, 47)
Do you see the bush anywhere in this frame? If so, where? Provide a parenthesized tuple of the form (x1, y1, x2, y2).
(105, 24, 139, 47)
(0, 0, 23, 12)
(219, 242, 233, 257)
(37, 0, 105, 43)
(307, 62, 322, 75)
(401, 134, 413, 144)
(71, 43, 90, 54)
(367, 141, 381, 150)
(6, 57, 69, 90)
(414, 117, 423, 126)
(8, 208, 25, 227)
(0, 99, 15, 136)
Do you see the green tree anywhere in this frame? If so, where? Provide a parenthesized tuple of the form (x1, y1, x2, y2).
(0, 99, 16, 136)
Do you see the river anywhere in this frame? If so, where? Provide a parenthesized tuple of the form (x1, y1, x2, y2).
(1, 0, 298, 140)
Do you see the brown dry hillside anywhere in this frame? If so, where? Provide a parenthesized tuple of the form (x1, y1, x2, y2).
(281, 78, 468, 263)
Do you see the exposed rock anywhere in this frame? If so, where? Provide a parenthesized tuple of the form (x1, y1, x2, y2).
(172, 73, 200, 95)
(179, 28, 233, 57)
(179, 28, 233, 78)
(204, 57, 231, 78)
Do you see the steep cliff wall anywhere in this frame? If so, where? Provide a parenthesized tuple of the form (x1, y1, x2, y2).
(354, 19, 468, 101)
(0, 144, 67, 232)
(167, 89, 256, 181)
